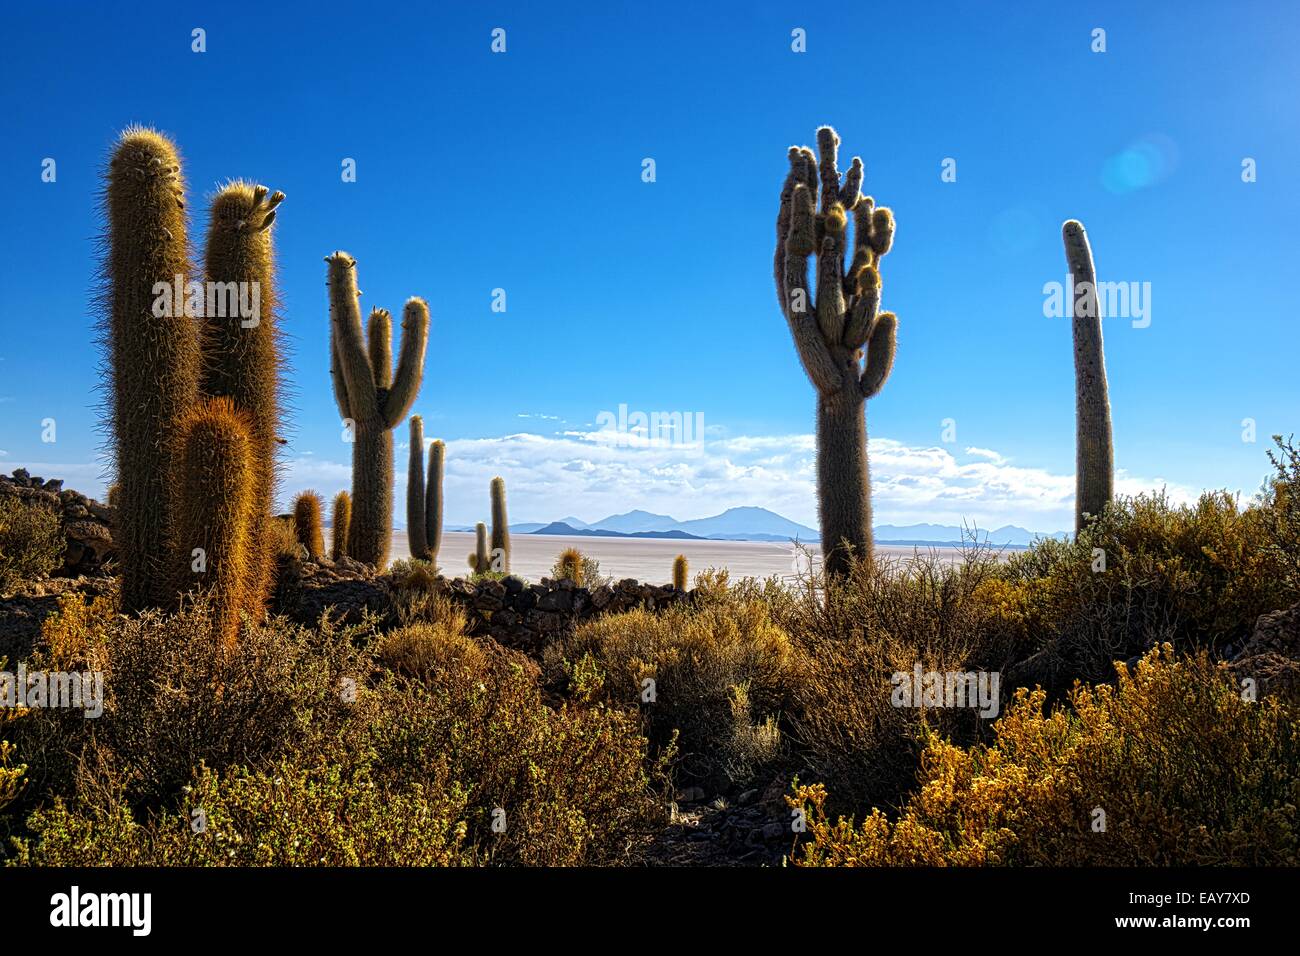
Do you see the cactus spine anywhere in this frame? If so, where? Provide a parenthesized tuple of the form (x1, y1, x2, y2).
(489, 476, 510, 574)
(425, 439, 445, 565)
(104, 127, 199, 611)
(774, 126, 897, 576)
(1063, 220, 1114, 533)
(330, 491, 351, 561)
(326, 252, 429, 570)
(472, 522, 489, 575)
(172, 398, 254, 649)
(201, 181, 285, 618)
(406, 416, 429, 559)
(292, 491, 325, 561)
(672, 554, 689, 591)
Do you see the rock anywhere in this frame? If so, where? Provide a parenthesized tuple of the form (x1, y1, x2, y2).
(762, 822, 785, 841)
(12, 468, 30, 485)
(1230, 603, 1300, 702)
(737, 789, 759, 806)
(62, 520, 115, 575)
(43, 478, 63, 492)
(536, 589, 572, 612)
(678, 787, 706, 803)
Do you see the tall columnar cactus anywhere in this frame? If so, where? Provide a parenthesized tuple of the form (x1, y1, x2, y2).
(774, 126, 897, 576)
(489, 476, 510, 574)
(103, 127, 199, 611)
(406, 416, 429, 560)
(330, 491, 351, 561)
(292, 491, 325, 561)
(201, 181, 285, 617)
(425, 439, 445, 565)
(471, 522, 489, 575)
(672, 554, 689, 591)
(326, 252, 430, 569)
(172, 398, 254, 649)
(1063, 220, 1114, 533)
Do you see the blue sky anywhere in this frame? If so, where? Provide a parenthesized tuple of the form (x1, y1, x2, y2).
(1, 1, 1296, 531)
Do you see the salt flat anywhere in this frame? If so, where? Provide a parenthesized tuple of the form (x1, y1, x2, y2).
(373, 530, 975, 583)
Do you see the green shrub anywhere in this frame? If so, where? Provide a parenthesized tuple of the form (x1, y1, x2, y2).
(789, 646, 1300, 866)
(0, 496, 64, 594)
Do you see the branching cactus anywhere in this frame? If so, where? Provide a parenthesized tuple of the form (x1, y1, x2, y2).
(326, 252, 429, 569)
(672, 554, 689, 591)
(1063, 220, 1114, 533)
(489, 476, 510, 574)
(172, 398, 254, 649)
(330, 491, 351, 561)
(425, 439, 445, 565)
(292, 491, 325, 561)
(103, 127, 199, 611)
(202, 180, 285, 617)
(774, 126, 897, 575)
(406, 416, 429, 560)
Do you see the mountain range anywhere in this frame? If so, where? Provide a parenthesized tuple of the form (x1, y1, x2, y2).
(450, 509, 1067, 546)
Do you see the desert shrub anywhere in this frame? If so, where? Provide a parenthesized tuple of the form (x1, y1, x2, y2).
(267, 514, 302, 560)
(388, 558, 447, 625)
(364, 651, 665, 865)
(1004, 490, 1294, 692)
(1, 667, 26, 820)
(783, 550, 1012, 814)
(37, 592, 116, 669)
(1262, 434, 1300, 589)
(0, 496, 65, 594)
(10, 598, 366, 812)
(14, 755, 470, 866)
(789, 646, 1300, 866)
(547, 596, 795, 790)
(378, 618, 486, 679)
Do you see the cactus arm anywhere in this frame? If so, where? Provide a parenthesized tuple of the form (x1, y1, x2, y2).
(780, 181, 840, 394)
(326, 252, 378, 420)
(329, 324, 352, 421)
(816, 206, 849, 344)
(382, 297, 430, 427)
(367, 308, 393, 390)
(860, 312, 897, 398)
(843, 265, 881, 349)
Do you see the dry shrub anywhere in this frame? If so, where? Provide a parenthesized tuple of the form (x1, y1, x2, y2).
(378, 617, 486, 680)
(388, 558, 447, 625)
(547, 595, 795, 790)
(784, 549, 1011, 814)
(38, 592, 116, 669)
(0, 496, 65, 594)
(789, 645, 1300, 866)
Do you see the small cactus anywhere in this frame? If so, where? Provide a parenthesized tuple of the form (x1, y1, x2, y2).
(406, 416, 428, 560)
(473, 522, 489, 576)
(172, 398, 254, 649)
(292, 491, 325, 561)
(330, 491, 351, 561)
(774, 126, 896, 575)
(556, 547, 585, 586)
(672, 554, 689, 591)
(489, 476, 510, 574)
(425, 439, 445, 565)
(1063, 220, 1114, 533)
(103, 127, 199, 611)
(326, 252, 429, 570)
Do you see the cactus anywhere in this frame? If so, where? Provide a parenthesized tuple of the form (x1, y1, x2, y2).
(672, 554, 689, 591)
(330, 491, 351, 561)
(201, 180, 285, 619)
(774, 126, 896, 575)
(472, 522, 489, 575)
(103, 127, 199, 611)
(406, 416, 429, 560)
(292, 491, 325, 561)
(1063, 220, 1114, 533)
(326, 252, 429, 570)
(425, 439, 445, 565)
(489, 476, 510, 574)
(172, 398, 254, 649)
(556, 547, 584, 586)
